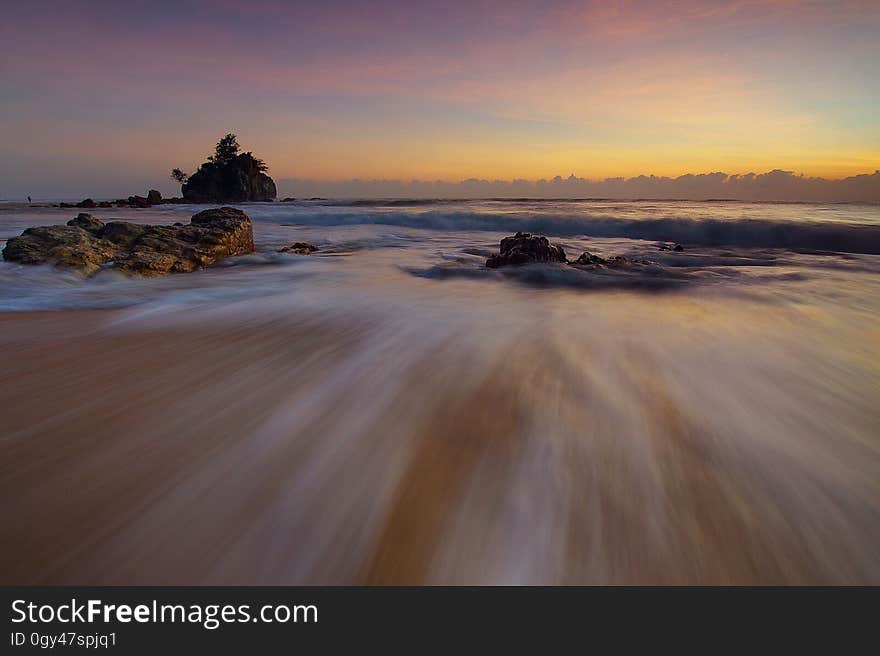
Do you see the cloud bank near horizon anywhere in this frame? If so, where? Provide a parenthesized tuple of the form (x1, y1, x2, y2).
(278, 169, 880, 202)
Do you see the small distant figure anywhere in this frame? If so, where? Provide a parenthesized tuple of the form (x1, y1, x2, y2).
(27, 195, 32, 204)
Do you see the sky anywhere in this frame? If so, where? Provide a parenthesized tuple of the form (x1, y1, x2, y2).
(1, 0, 878, 199)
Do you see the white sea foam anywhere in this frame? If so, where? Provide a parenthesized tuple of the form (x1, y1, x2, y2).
(1, 199, 880, 311)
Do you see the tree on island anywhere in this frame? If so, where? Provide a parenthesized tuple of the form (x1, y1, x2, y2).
(170, 168, 188, 185)
(171, 133, 276, 203)
(209, 133, 240, 165)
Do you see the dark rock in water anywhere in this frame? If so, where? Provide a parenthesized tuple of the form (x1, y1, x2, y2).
(572, 251, 608, 267)
(279, 242, 318, 255)
(281, 197, 297, 202)
(569, 251, 655, 270)
(3, 207, 254, 277)
(97, 201, 113, 208)
(104, 192, 164, 209)
(183, 155, 276, 203)
(486, 232, 567, 268)
(60, 198, 97, 208)
(605, 255, 654, 267)
(659, 242, 685, 252)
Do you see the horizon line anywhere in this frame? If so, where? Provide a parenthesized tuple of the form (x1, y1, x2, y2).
(4, 168, 878, 203)
(276, 168, 880, 185)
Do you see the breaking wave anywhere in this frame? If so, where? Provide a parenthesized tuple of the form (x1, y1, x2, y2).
(259, 210, 880, 254)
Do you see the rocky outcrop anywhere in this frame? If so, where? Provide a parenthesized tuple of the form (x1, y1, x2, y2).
(279, 242, 318, 255)
(60, 198, 97, 209)
(570, 251, 653, 269)
(183, 155, 276, 203)
(3, 208, 254, 277)
(60, 190, 184, 210)
(572, 251, 607, 267)
(2, 222, 119, 273)
(127, 195, 151, 208)
(485, 234, 657, 271)
(485, 232, 567, 268)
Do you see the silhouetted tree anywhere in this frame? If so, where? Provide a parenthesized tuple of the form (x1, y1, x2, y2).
(244, 152, 269, 172)
(170, 168, 189, 185)
(212, 133, 241, 166)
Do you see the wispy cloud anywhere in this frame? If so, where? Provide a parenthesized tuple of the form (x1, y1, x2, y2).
(1, 0, 877, 194)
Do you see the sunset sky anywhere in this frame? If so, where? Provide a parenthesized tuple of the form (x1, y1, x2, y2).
(1, 0, 878, 197)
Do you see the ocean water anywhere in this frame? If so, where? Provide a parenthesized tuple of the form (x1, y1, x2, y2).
(1, 199, 879, 583)
(1, 198, 879, 311)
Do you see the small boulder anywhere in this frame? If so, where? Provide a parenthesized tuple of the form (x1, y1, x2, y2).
(486, 232, 567, 268)
(572, 251, 608, 267)
(659, 242, 684, 252)
(279, 242, 318, 255)
(605, 255, 653, 267)
(75, 198, 97, 209)
(147, 189, 162, 205)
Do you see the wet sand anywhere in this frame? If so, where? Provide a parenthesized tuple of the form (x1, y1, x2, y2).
(2, 297, 878, 585)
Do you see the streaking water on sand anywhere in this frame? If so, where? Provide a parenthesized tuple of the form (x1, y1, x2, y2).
(1, 200, 879, 583)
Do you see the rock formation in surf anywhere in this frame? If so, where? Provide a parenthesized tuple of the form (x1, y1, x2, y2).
(59, 190, 187, 209)
(486, 233, 656, 270)
(3, 207, 254, 276)
(172, 133, 277, 203)
(569, 252, 653, 269)
(279, 242, 318, 255)
(485, 232, 568, 268)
